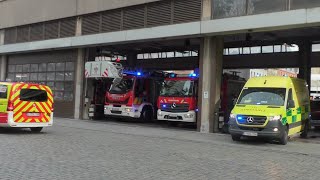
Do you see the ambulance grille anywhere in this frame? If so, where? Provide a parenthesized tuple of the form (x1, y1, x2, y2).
(160, 103, 189, 113)
(237, 115, 267, 125)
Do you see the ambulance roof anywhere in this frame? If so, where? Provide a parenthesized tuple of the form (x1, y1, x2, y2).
(245, 76, 306, 88)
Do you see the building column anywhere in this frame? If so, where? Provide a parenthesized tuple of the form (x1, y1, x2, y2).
(197, 37, 224, 133)
(298, 41, 312, 91)
(74, 48, 85, 119)
(0, 55, 7, 81)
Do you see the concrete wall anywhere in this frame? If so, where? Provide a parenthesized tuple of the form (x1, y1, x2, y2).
(0, 0, 160, 29)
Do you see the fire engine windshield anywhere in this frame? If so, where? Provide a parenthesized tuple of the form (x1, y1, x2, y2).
(237, 88, 286, 106)
(109, 78, 134, 94)
(160, 80, 194, 97)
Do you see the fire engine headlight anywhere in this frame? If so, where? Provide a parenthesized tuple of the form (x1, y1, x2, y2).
(269, 115, 282, 121)
(125, 108, 132, 112)
(158, 111, 163, 116)
(184, 114, 194, 118)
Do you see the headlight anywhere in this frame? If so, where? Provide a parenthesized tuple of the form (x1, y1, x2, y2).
(269, 115, 282, 121)
(158, 111, 163, 116)
(184, 114, 194, 118)
(125, 108, 132, 112)
(230, 113, 236, 119)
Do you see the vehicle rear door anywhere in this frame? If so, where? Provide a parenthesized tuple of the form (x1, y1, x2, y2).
(12, 84, 53, 123)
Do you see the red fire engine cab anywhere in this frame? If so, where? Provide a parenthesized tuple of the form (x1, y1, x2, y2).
(104, 71, 163, 121)
(157, 73, 198, 123)
(157, 72, 246, 131)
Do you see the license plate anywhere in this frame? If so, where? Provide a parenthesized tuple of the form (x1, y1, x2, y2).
(26, 113, 40, 117)
(243, 132, 258, 137)
(111, 108, 119, 111)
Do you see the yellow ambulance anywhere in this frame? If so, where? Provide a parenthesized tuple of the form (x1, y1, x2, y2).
(229, 76, 310, 145)
(0, 82, 54, 132)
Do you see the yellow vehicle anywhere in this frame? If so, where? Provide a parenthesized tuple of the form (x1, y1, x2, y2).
(0, 82, 54, 132)
(229, 76, 310, 145)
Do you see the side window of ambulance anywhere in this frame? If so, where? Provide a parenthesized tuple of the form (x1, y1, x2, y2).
(0, 85, 7, 99)
(20, 89, 48, 102)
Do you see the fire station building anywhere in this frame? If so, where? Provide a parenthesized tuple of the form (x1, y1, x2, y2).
(1, 0, 320, 133)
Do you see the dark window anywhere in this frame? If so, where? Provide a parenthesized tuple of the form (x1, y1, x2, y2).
(20, 89, 48, 102)
(0, 85, 8, 99)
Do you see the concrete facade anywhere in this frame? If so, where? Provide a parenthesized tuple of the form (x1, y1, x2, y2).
(0, 0, 160, 29)
(0, 55, 6, 81)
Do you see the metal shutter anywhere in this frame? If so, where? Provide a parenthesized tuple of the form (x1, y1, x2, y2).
(44, 21, 59, 40)
(82, 13, 101, 35)
(59, 18, 76, 38)
(30, 23, 44, 41)
(16, 26, 30, 43)
(147, 0, 172, 27)
(101, 10, 122, 33)
(4, 28, 17, 44)
(173, 0, 202, 23)
(123, 5, 146, 30)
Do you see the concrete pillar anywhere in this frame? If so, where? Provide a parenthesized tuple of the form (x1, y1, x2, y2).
(202, 0, 212, 20)
(197, 37, 224, 133)
(74, 48, 85, 119)
(75, 17, 82, 36)
(0, 55, 7, 81)
(298, 41, 312, 90)
(0, 29, 4, 45)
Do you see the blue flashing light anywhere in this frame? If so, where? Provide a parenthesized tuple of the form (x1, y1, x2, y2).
(169, 73, 176, 78)
(237, 116, 243, 120)
(162, 105, 167, 108)
(189, 73, 198, 77)
(137, 72, 142, 76)
(195, 108, 199, 112)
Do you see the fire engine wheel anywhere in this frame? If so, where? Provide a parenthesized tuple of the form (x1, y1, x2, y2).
(279, 126, 288, 145)
(30, 127, 43, 133)
(300, 120, 309, 138)
(141, 107, 153, 122)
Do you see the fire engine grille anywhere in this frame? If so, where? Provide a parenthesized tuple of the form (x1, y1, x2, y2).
(237, 115, 267, 125)
(106, 97, 129, 105)
(160, 103, 189, 113)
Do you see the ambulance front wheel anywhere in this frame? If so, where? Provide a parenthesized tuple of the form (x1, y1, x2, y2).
(231, 135, 241, 141)
(30, 127, 43, 133)
(279, 126, 288, 145)
(300, 120, 310, 138)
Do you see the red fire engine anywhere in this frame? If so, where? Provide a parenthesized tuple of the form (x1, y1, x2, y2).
(157, 72, 246, 131)
(104, 71, 163, 121)
(157, 74, 198, 123)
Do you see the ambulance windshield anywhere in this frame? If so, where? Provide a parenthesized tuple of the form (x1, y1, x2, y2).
(237, 88, 286, 106)
(109, 78, 134, 94)
(160, 80, 194, 97)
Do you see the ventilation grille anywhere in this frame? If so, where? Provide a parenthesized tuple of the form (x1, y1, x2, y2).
(173, 0, 202, 23)
(147, 0, 172, 27)
(3, 0, 203, 44)
(4, 28, 17, 44)
(44, 21, 59, 40)
(82, 14, 101, 35)
(101, 10, 122, 33)
(30, 23, 44, 42)
(60, 18, 76, 38)
(123, 5, 146, 30)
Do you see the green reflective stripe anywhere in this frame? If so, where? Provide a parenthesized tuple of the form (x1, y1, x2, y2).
(282, 117, 287, 125)
(292, 115, 297, 123)
(297, 107, 302, 114)
(286, 110, 292, 116)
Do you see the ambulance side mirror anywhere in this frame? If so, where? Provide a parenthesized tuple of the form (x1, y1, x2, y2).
(287, 100, 295, 109)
